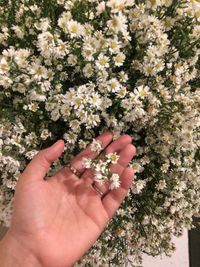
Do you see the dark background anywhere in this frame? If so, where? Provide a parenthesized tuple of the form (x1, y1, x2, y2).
(189, 217, 200, 267)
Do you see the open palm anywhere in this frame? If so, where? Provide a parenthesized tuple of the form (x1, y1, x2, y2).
(7, 132, 136, 267)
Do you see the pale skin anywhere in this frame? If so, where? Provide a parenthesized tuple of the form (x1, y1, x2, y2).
(0, 132, 136, 267)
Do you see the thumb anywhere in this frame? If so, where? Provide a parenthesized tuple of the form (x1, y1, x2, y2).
(20, 140, 65, 182)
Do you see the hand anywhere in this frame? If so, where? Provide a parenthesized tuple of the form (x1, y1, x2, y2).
(0, 132, 136, 267)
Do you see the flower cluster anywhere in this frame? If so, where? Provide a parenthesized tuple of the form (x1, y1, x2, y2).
(83, 139, 120, 189)
(90, 139, 104, 154)
(0, 0, 200, 266)
(83, 151, 120, 189)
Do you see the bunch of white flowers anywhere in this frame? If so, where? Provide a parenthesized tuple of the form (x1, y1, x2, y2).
(0, 0, 200, 266)
(83, 139, 121, 189)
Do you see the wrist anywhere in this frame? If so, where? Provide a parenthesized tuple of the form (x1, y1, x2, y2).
(0, 230, 42, 267)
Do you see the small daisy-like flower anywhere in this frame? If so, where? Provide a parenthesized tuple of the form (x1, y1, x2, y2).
(94, 160, 107, 173)
(96, 1, 106, 15)
(83, 63, 93, 78)
(30, 63, 48, 81)
(40, 129, 52, 140)
(67, 20, 83, 37)
(106, 152, 120, 164)
(119, 71, 128, 82)
(114, 52, 126, 67)
(107, 13, 127, 33)
(108, 78, 121, 93)
(96, 53, 110, 69)
(116, 86, 127, 98)
(0, 57, 10, 73)
(132, 180, 146, 194)
(109, 38, 121, 53)
(78, 140, 88, 149)
(94, 172, 105, 184)
(69, 119, 80, 132)
(90, 139, 103, 153)
(27, 102, 39, 112)
(89, 93, 102, 108)
(82, 157, 92, 169)
(63, 131, 77, 144)
(110, 173, 121, 189)
(67, 54, 77, 66)
(134, 85, 150, 99)
(58, 11, 72, 29)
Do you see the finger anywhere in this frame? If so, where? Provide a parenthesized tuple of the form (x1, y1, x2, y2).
(81, 135, 133, 183)
(20, 140, 65, 182)
(105, 134, 132, 154)
(87, 143, 136, 195)
(102, 167, 134, 218)
(59, 131, 113, 178)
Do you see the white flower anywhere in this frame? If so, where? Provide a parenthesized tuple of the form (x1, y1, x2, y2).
(67, 54, 77, 66)
(82, 157, 92, 169)
(51, 108, 61, 121)
(132, 180, 146, 194)
(107, 0, 132, 12)
(86, 114, 101, 128)
(29, 90, 46, 102)
(57, 0, 65, 5)
(119, 71, 128, 82)
(78, 140, 88, 149)
(64, 1, 74, 10)
(35, 18, 50, 31)
(106, 152, 120, 164)
(96, 53, 110, 70)
(94, 160, 107, 173)
(116, 86, 127, 98)
(83, 63, 94, 78)
(0, 75, 12, 88)
(27, 102, 39, 112)
(38, 32, 54, 47)
(67, 20, 83, 37)
(114, 52, 126, 66)
(134, 85, 150, 99)
(156, 180, 167, 190)
(90, 139, 103, 153)
(89, 93, 102, 108)
(108, 38, 121, 54)
(11, 25, 24, 39)
(72, 96, 84, 109)
(40, 80, 51, 92)
(63, 131, 77, 144)
(14, 49, 30, 68)
(29, 63, 48, 81)
(2, 47, 15, 58)
(25, 150, 39, 160)
(107, 13, 127, 34)
(94, 172, 104, 184)
(40, 129, 52, 140)
(96, 2, 106, 15)
(108, 78, 121, 93)
(82, 43, 95, 61)
(110, 173, 121, 189)
(69, 120, 80, 132)
(0, 57, 10, 73)
(58, 12, 72, 30)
